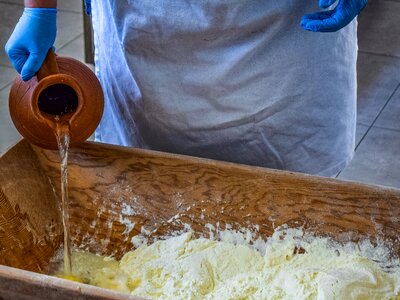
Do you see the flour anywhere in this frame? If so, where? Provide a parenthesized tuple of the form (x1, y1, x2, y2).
(66, 225, 400, 299)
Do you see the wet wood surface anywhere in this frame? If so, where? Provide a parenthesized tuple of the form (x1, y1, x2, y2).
(34, 140, 400, 260)
(1, 139, 400, 298)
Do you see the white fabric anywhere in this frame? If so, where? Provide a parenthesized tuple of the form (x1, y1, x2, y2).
(92, 0, 357, 176)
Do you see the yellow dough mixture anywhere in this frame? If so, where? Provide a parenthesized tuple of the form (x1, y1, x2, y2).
(66, 229, 400, 299)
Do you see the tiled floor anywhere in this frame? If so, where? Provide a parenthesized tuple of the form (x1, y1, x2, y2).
(0, 1, 399, 189)
(337, 0, 400, 188)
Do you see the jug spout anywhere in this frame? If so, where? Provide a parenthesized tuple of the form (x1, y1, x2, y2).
(9, 49, 104, 150)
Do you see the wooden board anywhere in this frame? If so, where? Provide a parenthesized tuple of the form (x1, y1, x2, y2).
(1, 139, 400, 299)
(0, 265, 142, 300)
(0, 141, 62, 272)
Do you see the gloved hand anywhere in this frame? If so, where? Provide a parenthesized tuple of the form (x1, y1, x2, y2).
(301, 0, 368, 32)
(84, 0, 91, 15)
(5, 8, 57, 81)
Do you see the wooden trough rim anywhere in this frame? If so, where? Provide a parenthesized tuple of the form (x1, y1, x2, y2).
(0, 265, 143, 300)
(2, 139, 400, 194)
(48, 140, 400, 190)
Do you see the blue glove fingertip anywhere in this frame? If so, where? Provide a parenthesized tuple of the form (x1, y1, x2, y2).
(300, 22, 318, 32)
(20, 52, 47, 81)
(21, 73, 34, 82)
(300, 18, 312, 29)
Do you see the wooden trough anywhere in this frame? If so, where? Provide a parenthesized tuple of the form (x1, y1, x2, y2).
(0, 139, 399, 299)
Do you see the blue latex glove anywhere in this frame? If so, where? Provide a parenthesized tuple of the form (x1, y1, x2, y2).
(5, 8, 57, 81)
(301, 0, 368, 32)
(84, 0, 91, 16)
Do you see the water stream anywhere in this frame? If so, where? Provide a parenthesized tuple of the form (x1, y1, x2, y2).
(55, 122, 72, 276)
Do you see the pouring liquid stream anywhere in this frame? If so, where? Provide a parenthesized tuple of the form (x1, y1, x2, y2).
(38, 82, 83, 280)
(55, 120, 72, 276)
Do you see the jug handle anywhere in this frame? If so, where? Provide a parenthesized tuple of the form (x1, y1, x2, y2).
(36, 48, 59, 81)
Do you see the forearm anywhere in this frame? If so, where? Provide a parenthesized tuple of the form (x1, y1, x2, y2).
(24, 0, 57, 8)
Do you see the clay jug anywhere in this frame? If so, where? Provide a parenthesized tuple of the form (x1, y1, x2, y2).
(8, 49, 104, 150)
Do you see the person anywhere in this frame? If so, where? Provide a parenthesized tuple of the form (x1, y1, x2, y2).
(5, 0, 367, 177)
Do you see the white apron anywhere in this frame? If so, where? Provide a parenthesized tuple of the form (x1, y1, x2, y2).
(92, 0, 357, 176)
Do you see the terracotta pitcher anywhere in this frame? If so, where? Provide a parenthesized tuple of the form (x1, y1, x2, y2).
(8, 49, 104, 149)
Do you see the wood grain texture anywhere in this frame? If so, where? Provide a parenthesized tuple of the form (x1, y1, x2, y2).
(0, 141, 62, 272)
(1, 139, 400, 299)
(32, 140, 400, 260)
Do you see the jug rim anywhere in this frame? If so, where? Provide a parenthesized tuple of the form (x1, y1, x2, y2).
(31, 74, 84, 132)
